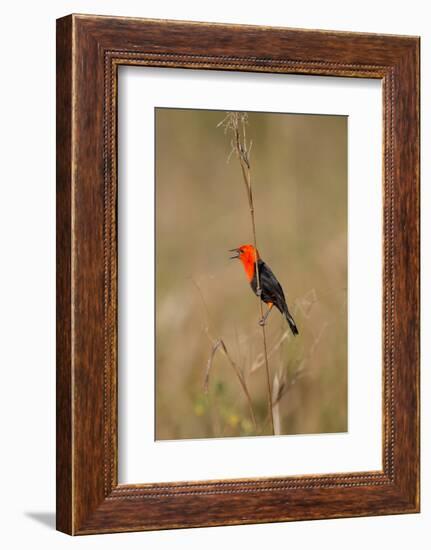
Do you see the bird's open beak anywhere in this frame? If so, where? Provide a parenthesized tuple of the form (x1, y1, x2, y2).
(229, 248, 240, 260)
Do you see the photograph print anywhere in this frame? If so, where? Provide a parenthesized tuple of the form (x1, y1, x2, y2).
(155, 108, 347, 440)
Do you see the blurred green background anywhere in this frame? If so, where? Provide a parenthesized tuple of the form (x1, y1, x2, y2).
(155, 108, 347, 440)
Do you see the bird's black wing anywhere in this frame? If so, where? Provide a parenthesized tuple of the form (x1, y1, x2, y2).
(254, 260, 288, 314)
(251, 259, 299, 335)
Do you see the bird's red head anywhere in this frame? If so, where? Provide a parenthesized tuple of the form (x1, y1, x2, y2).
(229, 244, 259, 281)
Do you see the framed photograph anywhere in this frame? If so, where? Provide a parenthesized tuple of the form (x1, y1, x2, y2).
(56, 14, 420, 534)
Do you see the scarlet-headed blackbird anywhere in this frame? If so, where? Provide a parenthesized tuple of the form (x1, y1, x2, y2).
(230, 244, 298, 335)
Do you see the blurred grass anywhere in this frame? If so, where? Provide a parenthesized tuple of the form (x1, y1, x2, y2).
(155, 108, 347, 440)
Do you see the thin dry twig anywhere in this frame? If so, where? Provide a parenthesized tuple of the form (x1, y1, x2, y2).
(203, 339, 223, 393)
(271, 360, 305, 407)
(203, 338, 257, 430)
(220, 112, 275, 435)
(271, 320, 329, 408)
(272, 372, 282, 435)
(192, 278, 257, 430)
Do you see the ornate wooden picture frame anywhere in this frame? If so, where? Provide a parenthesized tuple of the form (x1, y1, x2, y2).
(56, 14, 420, 535)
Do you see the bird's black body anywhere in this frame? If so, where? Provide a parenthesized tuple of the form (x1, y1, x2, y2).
(251, 259, 299, 335)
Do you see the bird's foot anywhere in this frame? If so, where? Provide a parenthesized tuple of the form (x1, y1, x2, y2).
(258, 318, 266, 327)
(256, 288, 262, 297)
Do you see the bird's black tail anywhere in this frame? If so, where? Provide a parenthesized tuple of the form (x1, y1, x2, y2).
(285, 309, 299, 336)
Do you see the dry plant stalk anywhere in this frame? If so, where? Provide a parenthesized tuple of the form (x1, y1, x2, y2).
(272, 372, 282, 435)
(204, 338, 257, 430)
(193, 278, 257, 430)
(271, 319, 329, 411)
(218, 112, 275, 435)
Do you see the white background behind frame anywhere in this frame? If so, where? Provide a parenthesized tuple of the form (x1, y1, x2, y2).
(118, 66, 382, 484)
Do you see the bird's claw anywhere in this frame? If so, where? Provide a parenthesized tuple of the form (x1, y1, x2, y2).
(256, 288, 262, 297)
(258, 318, 266, 327)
